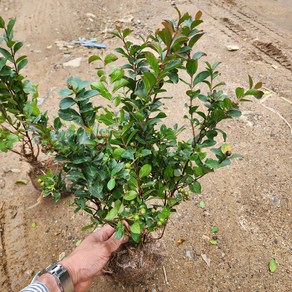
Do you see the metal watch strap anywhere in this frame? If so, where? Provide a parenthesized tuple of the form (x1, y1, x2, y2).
(32, 262, 74, 292)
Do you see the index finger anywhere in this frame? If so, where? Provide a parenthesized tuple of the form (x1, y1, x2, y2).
(93, 225, 115, 242)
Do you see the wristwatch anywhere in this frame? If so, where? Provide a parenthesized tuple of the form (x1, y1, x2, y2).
(31, 262, 74, 292)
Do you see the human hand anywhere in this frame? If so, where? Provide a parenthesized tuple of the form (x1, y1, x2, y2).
(60, 225, 127, 292)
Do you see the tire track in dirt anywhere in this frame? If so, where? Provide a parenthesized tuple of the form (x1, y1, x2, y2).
(0, 200, 28, 291)
(0, 202, 10, 291)
(199, 0, 292, 72)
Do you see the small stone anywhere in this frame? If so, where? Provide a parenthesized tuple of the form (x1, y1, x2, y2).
(53, 64, 63, 70)
(8, 168, 21, 173)
(86, 13, 97, 19)
(46, 45, 52, 49)
(185, 250, 192, 258)
(226, 45, 239, 51)
(63, 57, 82, 68)
(201, 254, 211, 267)
(0, 179, 5, 189)
(68, 235, 73, 240)
(117, 15, 134, 23)
(58, 252, 66, 261)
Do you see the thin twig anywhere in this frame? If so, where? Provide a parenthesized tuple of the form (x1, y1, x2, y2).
(163, 266, 169, 285)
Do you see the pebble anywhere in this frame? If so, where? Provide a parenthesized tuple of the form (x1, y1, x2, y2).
(0, 179, 5, 189)
(58, 251, 66, 261)
(86, 13, 97, 19)
(226, 45, 240, 51)
(201, 254, 211, 267)
(185, 250, 192, 258)
(63, 57, 82, 68)
(10, 168, 21, 173)
(117, 15, 134, 23)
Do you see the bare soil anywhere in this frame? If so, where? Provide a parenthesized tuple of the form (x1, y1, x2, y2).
(0, 0, 291, 291)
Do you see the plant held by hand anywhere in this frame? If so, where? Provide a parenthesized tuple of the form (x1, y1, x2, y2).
(0, 10, 263, 245)
(42, 9, 263, 244)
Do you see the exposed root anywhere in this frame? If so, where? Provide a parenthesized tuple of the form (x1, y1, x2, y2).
(106, 241, 163, 286)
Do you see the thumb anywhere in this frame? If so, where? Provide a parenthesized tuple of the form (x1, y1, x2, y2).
(105, 234, 128, 253)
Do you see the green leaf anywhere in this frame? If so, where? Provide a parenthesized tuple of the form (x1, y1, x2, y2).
(0, 16, 5, 28)
(17, 59, 28, 71)
(145, 52, 159, 75)
(248, 75, 253, 89)
(54, 117, 62, 130)
(193, 71, 210, 86)
(123, 28, 133, 38)
(88, 55, 101, 63)
(15, 179, 28, 185)
(0, 48, 13, 62)
(91, 81, 112, 100)
(58, 108, 81, 123)
(209, 239, 217, 245)
(0, 57, 6, 70)
(110, 68, 124, 83)
(269, 258, 277, 273)
(113, 148, 125, 159)
(211, 226, 219, 233)
(114, 222, 125, 239)
(186, 59, 198, 77)
(199, 200, 205, 209)
(130, 221, 141, 234)
(139, 164, 152, 178)
(174, 169, 182, 177)
(59, 97, 75, 109)
(227, 109, 241, 118)
(189, 181, 201, 194)
(7, 18, 16, 37)
(13, 41, 23, 54)
(124, 190, 138, 201)
(105, 207, 118, 220)
(59, 89, 73, 97)
(107, 178, 116, 191)
(141, 149, 152, 157)
(111, 164, 123, 176)
(104, 53, 118, 65)
(192, 51, 206, 60)
(143, 72, 156, 92)
(255, 82, 262, 89)
(189, 33, 204, 48)
(121, 150, 134, 160)
(205, 159, 221, 169)
(113, 79, 128, 93)
(236, 87, 244, 99)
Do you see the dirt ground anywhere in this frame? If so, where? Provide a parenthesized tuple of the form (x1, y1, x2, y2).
(0, 0, 291, 291)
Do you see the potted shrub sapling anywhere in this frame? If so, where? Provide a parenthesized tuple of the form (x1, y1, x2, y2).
(0, 9, 264, 283)
(39, 9, 263, 282)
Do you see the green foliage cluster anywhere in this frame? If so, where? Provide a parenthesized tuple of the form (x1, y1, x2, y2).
(0, 10, 263, 243)
(0, 17, 48, 163)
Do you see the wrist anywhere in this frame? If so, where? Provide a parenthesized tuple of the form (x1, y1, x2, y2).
(60, 258, 77, 287)
(37, 273, 62, 292)
(32, 262, 74, 292)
